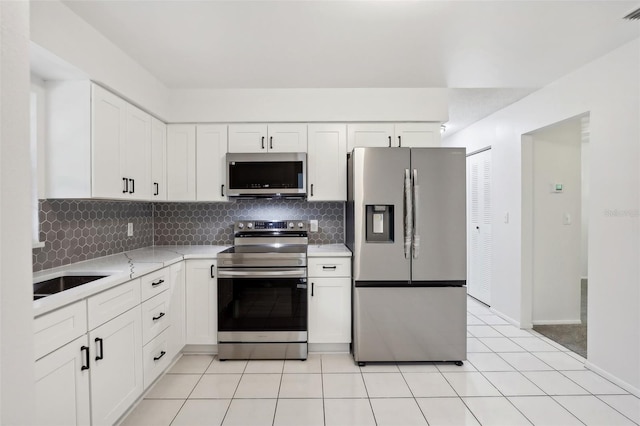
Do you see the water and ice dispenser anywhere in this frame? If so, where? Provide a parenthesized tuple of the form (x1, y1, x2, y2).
(365, 205, 394, 242)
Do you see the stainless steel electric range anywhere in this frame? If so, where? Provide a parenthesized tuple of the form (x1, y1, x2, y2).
(217, 220, 309, 360)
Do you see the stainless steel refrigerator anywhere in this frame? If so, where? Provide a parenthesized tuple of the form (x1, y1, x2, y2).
(346, 147, 467, 365)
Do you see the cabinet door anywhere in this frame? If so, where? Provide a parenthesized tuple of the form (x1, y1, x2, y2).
(228, 124, 267, 153)
(308, 277, 351, 344)
(92, 84, 126, 198)
(89, 306, 143, 426)
(167, 124, 197, 201)
(196, 124, 228, 201)
(268, 124, 307, 152)
(307, 124, 347, 201)
(395, 123, 441, 148)
(169, 261, 186, 356)
(150, 117, 167, 200)
(123, 104, 151, 200)
(347, 123, 395, 151)
(35, 336, 91, 426)
(185, 260, 217, 345)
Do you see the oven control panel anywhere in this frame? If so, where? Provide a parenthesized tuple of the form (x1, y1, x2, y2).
(234, 220, 309, 233)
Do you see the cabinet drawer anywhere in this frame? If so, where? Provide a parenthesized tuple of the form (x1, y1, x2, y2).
(308, 258, 351, 277)
(140, 267, 170, 302)
(141, 291, 171, 345)
(87, 279, 141, 330)
(34, 300, 87, 360)
(143, 328, 171, 389)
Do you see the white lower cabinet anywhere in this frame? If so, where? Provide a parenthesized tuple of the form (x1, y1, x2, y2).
(169, 261, 186, 356)
(143, 328, 171, 389)
(185, 260, 218, 345)
(308, 257, 352, 344)
(89, 305, 143, 426)
(34, 335, 91, 426)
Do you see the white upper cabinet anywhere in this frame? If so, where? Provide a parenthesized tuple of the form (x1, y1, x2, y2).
(196, 124, 228, 201)
(394, 123, 441, 148)
(347, 123, 395, 151)
(307, 124, 347, 201)
(150, 117, 167, 200)
(228, 124, 307, 153)
(46, 81, 153, 200)
(347, 123, 441, 151)
(167, 124, 197, 201)
(91, 84, 127, 199)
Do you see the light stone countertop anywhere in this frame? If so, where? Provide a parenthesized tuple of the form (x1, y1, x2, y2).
(33, 244, 348, 317)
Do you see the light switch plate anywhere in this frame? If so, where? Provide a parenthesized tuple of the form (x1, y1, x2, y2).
(127, 222, 133, 236)
(310, 220, 318, 233)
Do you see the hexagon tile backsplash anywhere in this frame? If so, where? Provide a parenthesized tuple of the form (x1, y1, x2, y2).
(33, 199, 344, 272)
(153, 199, 344, 245)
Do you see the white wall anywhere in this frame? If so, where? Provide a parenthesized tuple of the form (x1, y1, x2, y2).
(529, 118, 582, 324)
(168, 88, 448, 123)
(0, 1, 36, 423)
(444, 38, 640, 393)
(30, 0, 169, 119)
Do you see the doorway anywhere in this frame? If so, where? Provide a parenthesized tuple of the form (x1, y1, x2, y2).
(466, 147, 492, 306)
(524, 114, 589, 357)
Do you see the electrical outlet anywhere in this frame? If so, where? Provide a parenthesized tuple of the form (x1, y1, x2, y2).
(310, 220, 319, 233)
(127, 222, 133, 236)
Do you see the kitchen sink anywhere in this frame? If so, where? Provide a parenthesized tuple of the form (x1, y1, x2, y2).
(33, 275, 108, 300)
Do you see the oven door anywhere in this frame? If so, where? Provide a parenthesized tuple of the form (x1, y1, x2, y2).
(217, 268, 308, 336)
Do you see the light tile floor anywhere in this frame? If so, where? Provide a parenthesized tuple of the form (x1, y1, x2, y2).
(120, 297, 639, 425)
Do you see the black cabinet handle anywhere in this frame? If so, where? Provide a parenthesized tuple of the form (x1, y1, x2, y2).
(81, 346, 90, 371)
(129, 178, 134, 194)
(269, 136, 273, 150)
(154, 182, 159, 196)
(151, 279, 165, 287)
(152, 312, 165, 321)
(310, 184, 314, 197)
(261, 136, 265, 150)
(322, 265, 337, 270)
(210, 264, 215, 278)
(311, 282, 314, 297)
(221, 184, 225, 197)
(388, 136, 392, 147)
(398, 136, 402, 147)
(122, 178, 128, 194)
(94, 337, 104, 361)
(153, 351, 166, 361)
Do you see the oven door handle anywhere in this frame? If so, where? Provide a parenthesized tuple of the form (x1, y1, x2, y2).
(218, 268, 307, 278)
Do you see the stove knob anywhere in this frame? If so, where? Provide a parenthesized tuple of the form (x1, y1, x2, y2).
(288, 222, 294, 229)
(237, 223, 244, 229)
(247, 223, 254, 229)
(297, 222, 304, 229)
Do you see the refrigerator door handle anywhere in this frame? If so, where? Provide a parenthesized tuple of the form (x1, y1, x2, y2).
(404, 168, 413, 259)
(412, 169, 420, 259)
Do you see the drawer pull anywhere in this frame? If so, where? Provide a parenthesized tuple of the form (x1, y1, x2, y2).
(81, 346, 90, 371)
(151, 279, 165, 287)
(152, 312, 166, 321)
(322, 266, 337, 270)
(153, 351, 166, 361)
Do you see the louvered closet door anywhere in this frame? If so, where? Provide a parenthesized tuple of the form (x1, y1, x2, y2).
(467, 149, 492, 305)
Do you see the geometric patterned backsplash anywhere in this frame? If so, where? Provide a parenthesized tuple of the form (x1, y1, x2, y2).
(154, 199, 344, 246)
(33, 198, 345, 272)
(32, 200, 154, 272)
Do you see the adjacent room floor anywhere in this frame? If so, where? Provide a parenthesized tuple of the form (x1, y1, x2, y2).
(534, 280, 588, 358)
(120, 296, 639, 426)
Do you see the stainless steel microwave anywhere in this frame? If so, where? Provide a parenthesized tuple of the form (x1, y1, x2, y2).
(226, 152, 307, 198)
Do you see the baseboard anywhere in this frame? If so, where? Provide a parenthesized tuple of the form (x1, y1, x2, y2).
(183, 344, 217, 354)
(489, 307, 528, 328)
(585, 361, 640, 397)
(309, 343, 350, 353)
(532, 319, 582, 326)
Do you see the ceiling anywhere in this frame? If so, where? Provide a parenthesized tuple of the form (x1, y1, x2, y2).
(60, 0, 640, 135)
